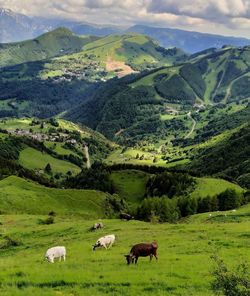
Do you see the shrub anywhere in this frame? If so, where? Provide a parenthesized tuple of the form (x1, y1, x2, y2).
(0, 235, 23, 249)
(217, 189, 242, 211)
(211, 255, 250, 296)
(105, 194, 128, 218)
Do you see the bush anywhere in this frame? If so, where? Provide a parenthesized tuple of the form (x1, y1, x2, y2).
(105, 194, 128, 218)
(217, 189, 242, 211)
(0, 235, 23, 249)
(211, 255, 250, 296)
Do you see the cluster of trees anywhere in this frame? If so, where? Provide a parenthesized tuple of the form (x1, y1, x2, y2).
(146, 171, 194, 198)
(63, 162, 113, 193)
(136, 189, 248, 222)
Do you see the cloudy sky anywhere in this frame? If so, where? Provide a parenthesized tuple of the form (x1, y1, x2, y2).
(1, 0, 250, 38)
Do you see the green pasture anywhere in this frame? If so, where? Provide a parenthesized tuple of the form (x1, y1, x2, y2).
(0, 214, 249, 296)
(19, 147, 81, 175)
(0, 176, 106, 218)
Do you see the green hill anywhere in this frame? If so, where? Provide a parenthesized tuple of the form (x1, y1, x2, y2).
(110, 169, 244, 206)
(0, 176, 107, 217)
(66, 46, 250, 144)
(0, 32, 187, 118)
(0, 117, 113, 183)
(0, 27, 99, 68)
(189, 124, 250, 188)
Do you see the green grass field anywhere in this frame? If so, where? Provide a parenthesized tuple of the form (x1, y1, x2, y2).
(110, 170, 149, 205)
(19, 148, 81, 175)
(190, 177, 244, 199)
(0, 214, 249, 296)
(0, 176, 107, 218)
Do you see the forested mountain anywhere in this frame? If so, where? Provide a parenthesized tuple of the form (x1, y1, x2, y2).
(189, 123, 250, 188)
(66, 45, 250, 143)
(0, 31, 187, 118)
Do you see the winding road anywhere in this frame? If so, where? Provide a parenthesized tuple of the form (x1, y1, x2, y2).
(84, 145, 91, 169)
(184, 112, 196, 139)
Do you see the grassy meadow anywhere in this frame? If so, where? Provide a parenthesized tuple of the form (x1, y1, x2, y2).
(0, 176, 107, 218)
(0, 213, 249, 296)
(19, 148, 81, 175)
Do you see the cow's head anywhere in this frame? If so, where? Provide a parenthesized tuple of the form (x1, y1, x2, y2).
(92, 241, 101, 251)
(45, 255, 53, 263)
(124, 254, 134, 265)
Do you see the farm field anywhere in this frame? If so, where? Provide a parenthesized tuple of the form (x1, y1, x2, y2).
(0, 213, 249, 296)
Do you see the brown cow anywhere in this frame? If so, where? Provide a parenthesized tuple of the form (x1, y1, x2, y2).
(124, 242, 158, 264)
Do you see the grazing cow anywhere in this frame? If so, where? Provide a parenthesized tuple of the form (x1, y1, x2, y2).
(120, 213, 134, 221)
(125, 242, 158, 265)
(45, 246, 66, 263)
(92, 222, 103, 231)
(93, 234, 115, 251)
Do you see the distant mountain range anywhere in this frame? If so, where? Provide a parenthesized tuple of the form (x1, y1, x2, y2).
(1, 8, 249, 53)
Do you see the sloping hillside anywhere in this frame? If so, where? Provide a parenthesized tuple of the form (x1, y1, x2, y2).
(189, 124, 250, 188)
(0, 27, 99, 68)
(0, 32, 187, 118)
(66, 46, 250, 145)
(0, 176, 107, 217)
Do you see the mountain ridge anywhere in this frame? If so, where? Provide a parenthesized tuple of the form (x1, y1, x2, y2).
(1, 8, 250, 53)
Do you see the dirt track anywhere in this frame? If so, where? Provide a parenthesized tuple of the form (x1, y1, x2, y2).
(106, 56, 137, 78)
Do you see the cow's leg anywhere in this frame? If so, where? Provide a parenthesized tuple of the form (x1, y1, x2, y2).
(59, 256, 61, 262)
(103, 244, 107, 250)
(150, 254, 153, 261)
(63, 255, 66, 261)
(135, 257, 139, 264)
(154, 253, 158, 261)
(108, 242, 113, 249)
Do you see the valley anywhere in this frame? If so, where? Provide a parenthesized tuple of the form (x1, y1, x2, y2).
(0, 21, 249, 296)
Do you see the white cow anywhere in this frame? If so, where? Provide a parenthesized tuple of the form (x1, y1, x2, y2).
(93, 234, 115, 251)
(45, 246, 66, 263)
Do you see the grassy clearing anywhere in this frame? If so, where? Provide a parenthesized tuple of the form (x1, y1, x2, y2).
(110, 170, 149, 205)
(19, 147, 81, 175)
(0, 176, 107, 218)
(190, 177, 244, 199)
(0, 214, 249, 296)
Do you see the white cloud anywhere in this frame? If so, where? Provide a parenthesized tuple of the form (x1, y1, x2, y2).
(0, 0, 250, 37)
